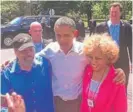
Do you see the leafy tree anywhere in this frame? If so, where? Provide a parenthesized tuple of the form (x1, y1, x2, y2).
(1, 1, 132, 23)
(38, 1, 79, 15)
(1, 1, 26, 21)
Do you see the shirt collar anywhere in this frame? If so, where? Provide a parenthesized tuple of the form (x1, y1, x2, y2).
(11, 58, 36, 73)
(57, 39, 79, 54)
(107, 20, 111, 27)
(34, 43, 42, 46)
(34, 41, 43, 45)
(11, 59, 21, 73)
(107, 20, 120, 27)
(34, 39, 43, 44)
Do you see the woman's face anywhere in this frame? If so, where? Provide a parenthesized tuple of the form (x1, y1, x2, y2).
(88, 48, 108, 72)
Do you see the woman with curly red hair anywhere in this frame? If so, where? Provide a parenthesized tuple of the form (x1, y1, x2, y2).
(81, 34, 127, 112)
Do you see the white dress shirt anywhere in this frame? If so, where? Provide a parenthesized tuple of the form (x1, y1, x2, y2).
(37, 40, 88, 101)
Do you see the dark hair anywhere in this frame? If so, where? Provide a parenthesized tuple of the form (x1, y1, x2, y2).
(110, 2, 123, 12)
(54, 16, 76, 30)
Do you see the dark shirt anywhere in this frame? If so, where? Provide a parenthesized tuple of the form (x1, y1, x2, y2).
(89, 20, 96, 28)
(1, 56, 54, 112)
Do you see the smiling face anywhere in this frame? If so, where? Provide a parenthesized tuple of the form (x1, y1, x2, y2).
(88, 48, 108, 72)
(83, 34, 119, 72)
(15, 47, 35, 66)
(110, 6, 121, 23)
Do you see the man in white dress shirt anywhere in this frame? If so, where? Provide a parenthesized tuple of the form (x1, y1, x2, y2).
(37, 17, 125, 112)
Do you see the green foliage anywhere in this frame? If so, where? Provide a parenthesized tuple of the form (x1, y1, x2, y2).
(92, 1, 132, 20)
(1, 1, 132, 22)
(93, 3, 103, 19)
(38, 1, 79, 15)
(120, 1, 132, 20)
(1, 1, 26, 21)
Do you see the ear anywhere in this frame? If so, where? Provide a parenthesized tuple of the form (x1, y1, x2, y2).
(74, 29, 79, 37)
(29, 30, 31, 35)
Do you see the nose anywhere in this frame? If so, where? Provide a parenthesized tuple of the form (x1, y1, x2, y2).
(112, 11, 116, 16)
(58, 36, 65, 44)
(60, 37, 64, 42)
(37, 31, 41, 35)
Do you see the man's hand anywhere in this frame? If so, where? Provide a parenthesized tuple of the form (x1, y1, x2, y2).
(0, 60, 13, 71)
(5, 92, 25, 112)
(113, 68, 126, 85)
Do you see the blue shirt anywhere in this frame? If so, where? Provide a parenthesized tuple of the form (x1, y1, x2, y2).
(89, 79, 100, 93)
(34, 42, 45, 53)
(1, 56, 54, 112)
(86, 79, 100, 103)
(107, 20, 120, 45)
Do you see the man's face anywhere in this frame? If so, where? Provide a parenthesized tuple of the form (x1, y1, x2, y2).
(110, 6, 121, 22)
(29, 25, 43, 43)
(54, 25, 75, 51)
(15, 47, 35, 66)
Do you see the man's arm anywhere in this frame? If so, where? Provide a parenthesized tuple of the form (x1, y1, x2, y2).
(95, 23, 102, 34)
(0, 59, 15, 71)
(36, 42, 55, 59)
(95, 22, 107, 34)
(113, 68, 126, 84)
(43, 58, 54, 112)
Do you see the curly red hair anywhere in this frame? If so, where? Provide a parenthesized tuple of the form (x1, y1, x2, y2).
(83, 34, 119, 64)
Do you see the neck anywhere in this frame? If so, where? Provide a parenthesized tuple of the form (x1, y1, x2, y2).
(34, 41, 42, 43)
(92, 67, 108, 82)
(61, 46, 73, 55)
(19, 63, 32, 71)
(110, 19, 120, 25)
(33, 38, 42, 43)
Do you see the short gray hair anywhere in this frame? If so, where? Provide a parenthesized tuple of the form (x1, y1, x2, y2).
(54, 16, 76, 30)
